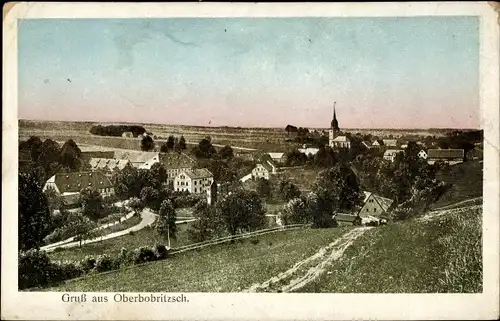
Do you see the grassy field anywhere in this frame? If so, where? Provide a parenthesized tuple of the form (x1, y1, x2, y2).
(46, 226, 351, 292)
(299, 205, 482, 293)
(97, 215, 142, 236)
(431, 160, 483, 209)
(49, 222, 195, 263)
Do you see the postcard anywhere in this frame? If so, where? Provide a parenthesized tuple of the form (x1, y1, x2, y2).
(2, 2, 499, 320)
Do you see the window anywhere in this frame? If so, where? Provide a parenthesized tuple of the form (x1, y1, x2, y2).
(195, 188, 197, 193)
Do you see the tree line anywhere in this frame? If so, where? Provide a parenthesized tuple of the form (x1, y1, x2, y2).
(90, 124, 146, 137)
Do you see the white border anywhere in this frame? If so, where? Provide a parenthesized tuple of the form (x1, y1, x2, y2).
(2, 2, 499, 320)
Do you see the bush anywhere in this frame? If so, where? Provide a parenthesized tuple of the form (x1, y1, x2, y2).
(118, 247, 133, 265)
(80, 255, 96, 272)
(94, 254, 115, 272)
(133, 246, 156, 264)
(54, 261, 84, 280)
(18, 250, 53, 290)
(153, 243, 169, 260)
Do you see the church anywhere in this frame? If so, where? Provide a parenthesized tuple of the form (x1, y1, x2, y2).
(328, 103, 351, 149)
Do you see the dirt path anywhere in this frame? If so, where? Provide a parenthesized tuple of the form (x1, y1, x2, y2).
(417, 204, 482, 223)
(245, 227, 373, 293)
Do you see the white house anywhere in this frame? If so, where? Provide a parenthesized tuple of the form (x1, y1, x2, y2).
(383, 149, 403, 162)
(174, 168, 214, 204)
(298, 145, 320, 156)
(138, 152, 196, 183)
(251, 161, 276, 180)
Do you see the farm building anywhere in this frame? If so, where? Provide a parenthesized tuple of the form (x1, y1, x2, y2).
(383, 149, 403, 162)
(89, 158, 132, 174)
(42, 171, 114, 206)
(427, 149, 464, 165)
(139, 152, 197, 182)
(251, 161, 276, 180)
(358, 191, 394, 218)
(382, 139, 398, 147)
(234, 151, 254, 161)
(115, 151, 159, 168)
(267, 152, 286, 163)
(174, 168, 214, 204)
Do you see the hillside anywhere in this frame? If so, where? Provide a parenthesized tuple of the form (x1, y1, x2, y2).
(44, 200, 481, 293)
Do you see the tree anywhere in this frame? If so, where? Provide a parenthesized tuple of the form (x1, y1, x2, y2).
(193, 137, 216, 159)
(19, 172, 53, 251)
(187, 199, 224, 243)
(154, 199, 177, 246)
(79, 187, 104, 221)
(141, 135, 155, 151)
(129, 197, 144, 216)
(166, 135, 175, 152)
(219, 145, 234, 160)
(140, 186, 161, 212)
(59, 139, 83, 171)
(68, 212, 100, 247)
(281, 197, 309, 225)
(150, 162, 168, 188)
(256, 178, 272, 199)
(313, 164, 363, 215)
(177, 135, 187, 151)
(284, 150, 308, 166)
(44, 186, 64, 214)
(285, 125, 298, 135)
(305, 192, 336, 228)
(160, 143, 169, 153)
(216, 189, 266, 236)
(281, 182, 301, 202)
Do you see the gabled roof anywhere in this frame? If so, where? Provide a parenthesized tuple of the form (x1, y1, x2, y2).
(179, 168, 213, 180)
(159, 152, 196, 169)
(363, 191, 394, 212)
(46, 171, 113, 194)
(384, 149, 403, 156)
(428, 149, 464, 159)
(268, 152, 285, 159)
(382, 139, 398, 146)
(89, 158, 131, 171)
(332, 136, 349, 142)
(114, 151, 159, 164)
(257, 161, 274, 172)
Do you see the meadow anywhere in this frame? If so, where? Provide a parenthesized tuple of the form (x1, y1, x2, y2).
(46, 227, 351, 292)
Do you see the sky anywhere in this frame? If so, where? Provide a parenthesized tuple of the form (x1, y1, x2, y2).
(18, 17, 480, 129)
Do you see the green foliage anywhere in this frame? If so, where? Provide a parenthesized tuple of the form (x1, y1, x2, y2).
(187, 199, 224, 243)
(59, 139, 83, 171)
(193, 137, 216, 159)
(153, 243, 169, 260)
(94, 254, 117, 272)
(280, 197, 310, 225)
(256, 178, 272, 199)
(133, 246, 156, 264)
(78, 187, 104, 220)
(177, 135, 187, 151)
(19, 172, 52, 251)
(154, 199, 177, 241)
(279, 180, 301, 202)
(216, 189, 266, 236)
(89, 124, 146, 137)
(219, 145, 234, 160)
(284, 150, 307, 167)
(141, 135, 155, 151)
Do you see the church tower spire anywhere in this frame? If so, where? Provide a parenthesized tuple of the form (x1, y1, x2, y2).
(330, 102, 339, 132)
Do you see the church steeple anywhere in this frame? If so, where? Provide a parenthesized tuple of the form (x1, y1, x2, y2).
(331, 102, 339, 131)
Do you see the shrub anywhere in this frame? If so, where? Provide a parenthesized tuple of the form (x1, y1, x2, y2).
(153, 243, 169, 260)
(18, 250, 53, 290)
(80, 255, 96, 272)
(118, 247, 133, 265)
(250, 239, 260, 245)
(94, 254, 116, 272)
(133, 246, 156, 264)
(54, 261, 84, 281)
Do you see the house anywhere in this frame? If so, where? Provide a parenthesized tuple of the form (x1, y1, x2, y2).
(173, 168, 214, 204)
(358, 191, 394, 218)
(235, 151, 254, 161)
(427, 149, 465, 165)
(418, 150, 428, 160)
(113, 151, 158, 168)
(298, 145, 320, 156)
(382, 139, 398, 147)
(383, 149, 403, 162)
(251, 161, 276, 180)
(42, 171, 114, 206)
(371, 140, 381, 147)
(122, 132, 133, 138)
(267, 152, 286, 164)
(89, 158, 132, 175)
(330, 135, 351, 149)
(138, 152, 197, 182)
